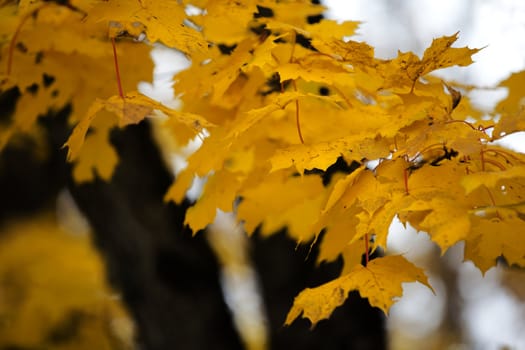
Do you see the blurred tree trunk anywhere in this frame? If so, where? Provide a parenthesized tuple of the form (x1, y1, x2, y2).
(65, 122, 244, 350)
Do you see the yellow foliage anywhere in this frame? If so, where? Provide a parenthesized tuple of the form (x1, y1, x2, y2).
(2, 0, 525, 326)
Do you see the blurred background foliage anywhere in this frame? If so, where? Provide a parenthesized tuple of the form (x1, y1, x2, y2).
(0, 212, 134, 350)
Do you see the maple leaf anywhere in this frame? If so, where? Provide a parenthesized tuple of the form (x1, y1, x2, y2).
(270, 135, 389, 173)
(399, 197, 471, 252)
(493, 109, 525, 139)
(496, 71, 525, 114)
(461, 166, 525, 195)
(321, 167, 365, 214)
(277, 59, 352, 86)
(237, 171, 325, 241)
(192, 0, 257, 44)
(184, 169, 243, 233)
(227, 91, 343, 141)
(465, 211, 525, 274)
(376, 33, 480, 91)
(64, 91, 211, 181)
(65, 91, 211, 159)
(87, 0, 206, 54)
(71, 111, 119, 182)
(419, 32, 481, 76)
(305, 20, 360, 40)
(311, 38, 375, 69)
(285, 255, 432, 326)
(316, 205, 361, 264)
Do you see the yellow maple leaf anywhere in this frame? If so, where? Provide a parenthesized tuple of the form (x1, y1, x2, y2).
(305, 20, 360, 40)
(461, 165, 525, 195)
(493, 109, 525, 139)
(321, 166, 365, 214)
(496, 71, 525, 114)
(270, 134, 389, 173)
(237, 171, 324, 240)
(357, 193, 414, 250)
(64, 91, 210, 162)
(285, 255, 432, 326)
(399, 197, 471, 252)
(194, 0, 256, 44)
(418, 32, 481, 76)
(87, 0, 206, 54)
(312, 39, 375, 69)
(317, 205, 361, 264)
(376, 33, 480, 91)
(465, 210, 525, 274)
(277, 59, 352, 85)
(185, 169, 243, 233)
(71, 111, 119, 182)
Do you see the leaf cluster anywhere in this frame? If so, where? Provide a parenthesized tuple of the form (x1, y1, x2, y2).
(2, 0, 525, 328)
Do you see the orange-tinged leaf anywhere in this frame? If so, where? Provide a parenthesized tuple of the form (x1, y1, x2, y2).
(285, 255, 431, 326)
(105, 94, 155, 128)
(107, 91, 213, 129)
(375, 33, 480, 91)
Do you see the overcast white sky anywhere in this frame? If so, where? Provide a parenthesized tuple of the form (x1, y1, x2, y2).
(325, 0, 525, 86)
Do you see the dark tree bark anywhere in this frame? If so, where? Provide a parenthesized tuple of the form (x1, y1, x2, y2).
(0, 104, 70, 223)
(65, 123, 244, 350)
